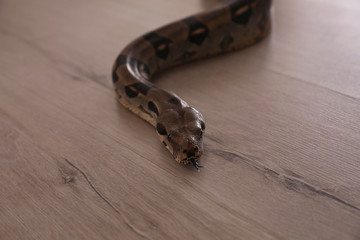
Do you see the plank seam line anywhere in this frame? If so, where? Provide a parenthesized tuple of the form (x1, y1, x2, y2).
(268, 68, 359, 101)
(0, 28, 113, 91)
(212, 149, 360, 212)
(63, 157, 151, 240)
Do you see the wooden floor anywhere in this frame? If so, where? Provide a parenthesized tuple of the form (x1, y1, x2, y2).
(1, 0, 360, 239)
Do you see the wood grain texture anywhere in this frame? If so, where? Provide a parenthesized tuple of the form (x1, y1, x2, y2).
(0, 0, 359, 239)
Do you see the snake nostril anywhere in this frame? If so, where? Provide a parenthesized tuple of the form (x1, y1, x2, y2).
(183, 150, 187, 154)
(194, 147, 199, 152)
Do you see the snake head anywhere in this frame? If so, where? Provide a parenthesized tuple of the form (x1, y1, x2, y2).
(156, 107, 205, 167)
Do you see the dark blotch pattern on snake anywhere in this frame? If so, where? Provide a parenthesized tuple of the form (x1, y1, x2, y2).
(112, 0, 272, 169)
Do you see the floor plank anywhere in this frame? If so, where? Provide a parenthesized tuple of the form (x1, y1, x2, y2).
(1, 0, 359, 239)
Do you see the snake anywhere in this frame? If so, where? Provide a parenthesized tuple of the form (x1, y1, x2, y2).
(112, 0, 272, 169)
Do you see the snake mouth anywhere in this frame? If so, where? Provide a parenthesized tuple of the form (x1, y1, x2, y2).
(190, 158, 203, 171)
(178, 156, 203, 171)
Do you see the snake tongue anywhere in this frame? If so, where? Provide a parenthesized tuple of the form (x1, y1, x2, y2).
(190, 158, 203, 171)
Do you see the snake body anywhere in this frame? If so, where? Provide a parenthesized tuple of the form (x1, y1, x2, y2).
(112, 0, 271, 169)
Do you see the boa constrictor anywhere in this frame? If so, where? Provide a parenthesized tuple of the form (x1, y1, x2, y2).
(112, 0, 272, 169)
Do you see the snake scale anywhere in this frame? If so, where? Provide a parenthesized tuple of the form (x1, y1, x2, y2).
(112, 0, 272, 169)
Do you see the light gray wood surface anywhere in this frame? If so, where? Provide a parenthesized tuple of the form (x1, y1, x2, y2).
(0, 0, 359, 239)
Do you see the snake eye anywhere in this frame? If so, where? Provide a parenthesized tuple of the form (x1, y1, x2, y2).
(200, 121, 205, 130)
(156, 123, 167, 135)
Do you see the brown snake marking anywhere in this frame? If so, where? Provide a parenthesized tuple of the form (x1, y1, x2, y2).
(112, 0, 272, 170)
